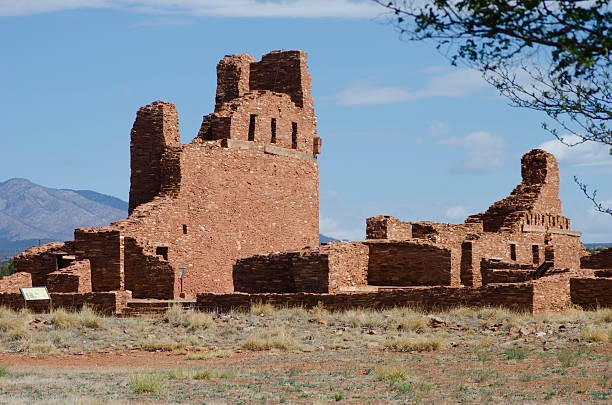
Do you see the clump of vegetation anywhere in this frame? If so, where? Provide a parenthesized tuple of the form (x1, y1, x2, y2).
(185, 350, 233, 360)
(387, 307, 429, 332)
(0, 308, 30, 339)
(249, 302, 276, 316)
(129, 372, 166, 394)
(50, 306, 100, 329)
(17, 336, 56, 354)
(385, 335, 444, 352)
(375, 367, 410, 385)
(140, 337, 186, 352)
(0, 365, 8, 378)
(163, 305, 214, 330)
(242, 327, 298, 351)
(167, 367, 236, 380)
(580, 325, 611, 343)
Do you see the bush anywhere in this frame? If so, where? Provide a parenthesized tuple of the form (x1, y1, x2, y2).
(50, 306, 100, 329)
(242, 327, 298, 351)
(129, 372, 166, 393)
(375, 367, 410, 384)
(580, 325, 611, 343)
(385, 335, 444, 352)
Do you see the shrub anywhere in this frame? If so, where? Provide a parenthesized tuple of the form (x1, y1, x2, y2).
(242, 327, 298, 351)
(385, 335, 444, 352)
(192, 368, 236, 380)
(249, 302, 276, 316)
(0, 366, 8, 378)
(0, 308, 29, 338)
(129, 372, 166, 393)
(580, 325, 610, 343)
(375, 367, 410, 384)
(140, 337, 185, 352)
(50, 306, 100, 329)
(185, 350, 233, 360)
(182, 311, 214, 330)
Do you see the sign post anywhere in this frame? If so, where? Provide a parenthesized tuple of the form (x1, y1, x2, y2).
(20, 287, 51, 312)
(179, 268, 186, 298)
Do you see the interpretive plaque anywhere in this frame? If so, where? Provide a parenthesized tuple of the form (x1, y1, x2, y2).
(20, 287, 50, 301)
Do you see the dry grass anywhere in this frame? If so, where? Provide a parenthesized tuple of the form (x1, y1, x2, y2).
(140, 337, 186, 352)
(0, 308, 30, 339)
(164, 305, 214, 330)
(242, 327, 299, 351)
(185, 349, 233, 360)
(580, 324, 611, 342)
(129, 372, 166, 393)
(249, 302, 276, 316)
(167, 367, 236, 380)
(375, 367, 411, 384)
(50, 306, 100, 329)
(385, 334, 445, 352)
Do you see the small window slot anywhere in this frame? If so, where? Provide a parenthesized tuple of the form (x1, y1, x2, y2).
(270, 118, 277, 143)
(182, 224, 188, 235)
(291, 122, 298, 149)
(510, 244, 517, 261)
(248, 114, 256, 141)
(532, 245, 539, 265)
(156, 246, 168, 261)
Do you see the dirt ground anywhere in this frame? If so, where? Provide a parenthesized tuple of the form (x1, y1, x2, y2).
(0, 305, 610, 404)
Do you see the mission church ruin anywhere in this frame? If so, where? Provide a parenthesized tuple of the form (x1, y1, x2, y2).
(5, 50, 611, 314)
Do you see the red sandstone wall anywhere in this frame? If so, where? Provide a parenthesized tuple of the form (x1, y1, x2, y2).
(581, 247, 612, 269)
(325, 243, 369, 293)
(13, 242, 68, 286)
(73, 229, 124, 292)
(365, 241, 455, 286)
(116, 141, 318, 297)
(128, 101, 181, 214)
(47, 259, 92, 293)
(532, 273, 571, 312)
(570, 277, 612, 308)
(0, 272, 32, 293)
(197, 282, 536, 313)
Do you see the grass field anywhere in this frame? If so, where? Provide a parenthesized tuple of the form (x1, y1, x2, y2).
(0, 304, 610, 404)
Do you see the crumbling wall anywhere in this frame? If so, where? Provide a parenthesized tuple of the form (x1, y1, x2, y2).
(581, 247, 612, 269)
(13, 242, 69, 286)
(365, 241, 455, 286)
(233, 242, 368, 294)
(47, 259, 91, 293)
(73, 228, 124, 292)
(128, 101, 181, 214)
(123, 237, 176, 299)
(0, 272, 32, 293)
(570, 277, 612, 308)
(366, 215, 411, 240)
(466, 149, 565, 232)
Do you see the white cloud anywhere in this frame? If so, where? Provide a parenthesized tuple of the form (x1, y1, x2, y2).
(538, 134, 612, 167)
(338, 68, 488, 106)
(444, 206, 470, 220)
(439, 131, 506, 173)
(320, 217, 363, 241)
(0, 0, 382, 18)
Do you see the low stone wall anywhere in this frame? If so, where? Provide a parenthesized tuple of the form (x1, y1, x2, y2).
(47, 259, 92, 293)
(366, 216, 411, 240)
(533, 273, 570, 312)
(580, 247, 612, 269)
(233, 242, 368, 294)
(0, 272, 32, 293)
(197, 282, 543, 313)
(570, 277, 612, 308)
(0, 290, 132, 314)
(13, 242, 68, 286)
(365, 241, 453, 286)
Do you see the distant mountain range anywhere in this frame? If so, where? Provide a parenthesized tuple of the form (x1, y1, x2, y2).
(0, 178, 339, 259)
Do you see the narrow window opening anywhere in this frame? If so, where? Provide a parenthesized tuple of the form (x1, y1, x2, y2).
(532, 245, 540, 265)
(291, 122, 298, 149)
(270, 118, 277, 143)
(182, 224, 188, 235)
(510, 244, 517, 261)
(156, 246, 168, 261)
(248, 114, 256, 141)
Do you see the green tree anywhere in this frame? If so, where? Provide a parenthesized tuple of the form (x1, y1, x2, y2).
(0, 258, 14, 278)
(375, 0, 611, 214)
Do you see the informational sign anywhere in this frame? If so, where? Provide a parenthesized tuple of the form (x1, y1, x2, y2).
(20, 287, 50, 301)
(179, 268, 186, 279)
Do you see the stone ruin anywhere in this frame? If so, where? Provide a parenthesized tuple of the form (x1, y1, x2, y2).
(5, 50, 611, 314)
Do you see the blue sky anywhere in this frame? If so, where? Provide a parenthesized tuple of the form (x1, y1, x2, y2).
(1, 0, 611, 242)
